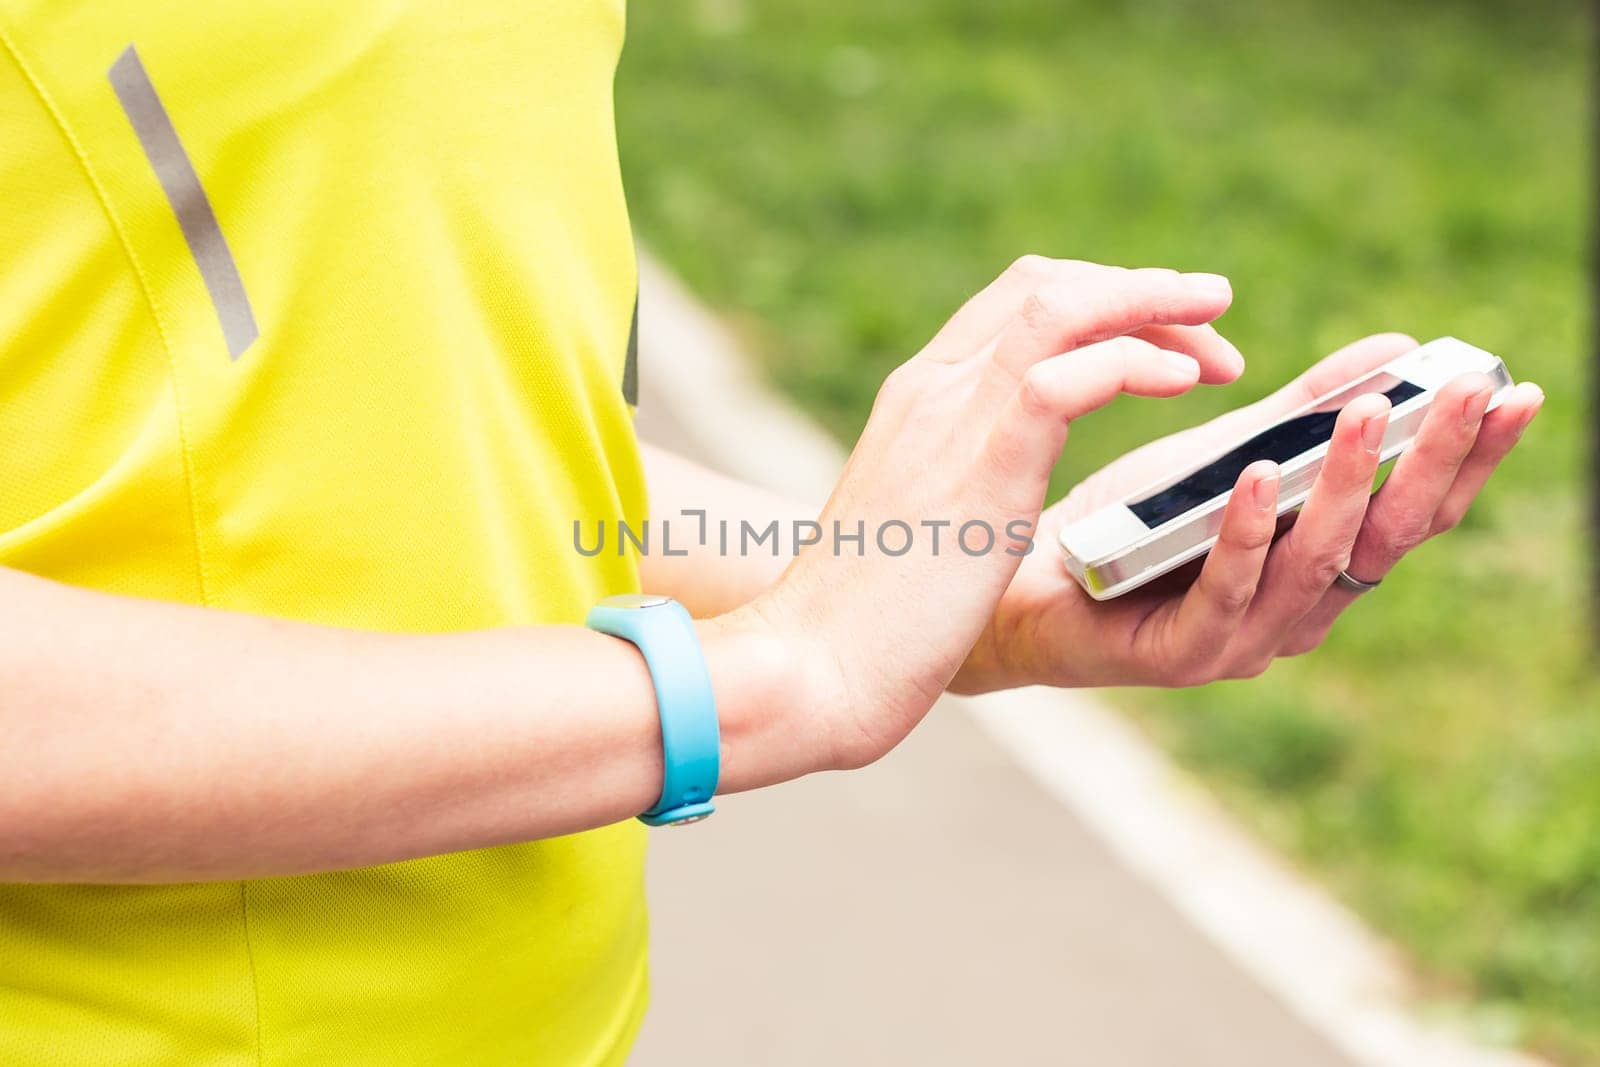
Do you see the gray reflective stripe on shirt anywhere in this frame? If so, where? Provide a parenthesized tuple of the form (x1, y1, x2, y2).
(621, 291, 639, 406)
(109, 45, 259, 360)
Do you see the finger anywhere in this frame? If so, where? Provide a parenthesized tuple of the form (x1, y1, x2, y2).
(1153, 461, 1280, 678)
(1126, 331, 1427, 470)
(1134, 323, 1245, 385)
(919, 257, 1244, 373)
(1265, 332, 1421, 415)
(1430, 381, 1544, 535)
(1342, 372, 1494, 579)
(923, 256, 1116, 361)
(988, 268, 1233, 382)
(1125, 331, 1419, 459)
(1233, 394, 1390, 653)
(1276, 381, 1543, 657)
(986, 337, 1202, 488)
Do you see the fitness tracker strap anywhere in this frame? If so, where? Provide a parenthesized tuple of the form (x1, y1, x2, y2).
(585, 594, 721, 826)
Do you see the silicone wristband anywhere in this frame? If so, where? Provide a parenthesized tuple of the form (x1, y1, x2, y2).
(585, 594, 721, 826)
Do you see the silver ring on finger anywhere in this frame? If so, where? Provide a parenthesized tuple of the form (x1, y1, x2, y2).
(1333, 569, 1382, 595)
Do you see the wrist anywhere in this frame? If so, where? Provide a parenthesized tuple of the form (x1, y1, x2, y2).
(696, 601, 839, 791)
(949, 600, 1041, 695)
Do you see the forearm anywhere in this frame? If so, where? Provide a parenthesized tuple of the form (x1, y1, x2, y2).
(0, 568, 815, 884)
(638, 443, 816, 616)
(0, 261, 1251, 885)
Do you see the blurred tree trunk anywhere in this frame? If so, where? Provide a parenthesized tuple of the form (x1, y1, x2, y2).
(1593, 0, 1600, 646)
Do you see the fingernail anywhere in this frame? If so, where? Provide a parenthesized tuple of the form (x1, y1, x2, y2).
(1185, 272, 1232, 302)
(1361, 414, 1386, 453)
(1253, 466, 1279, 509)
(1462, 385, 1492, 426)
(1515, 386, 1545, 437)
(1163, 349, 1200, 375)
(1220, 336, 1246, 375)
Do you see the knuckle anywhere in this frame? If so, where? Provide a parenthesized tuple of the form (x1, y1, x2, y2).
(1384, 518, 1431, 556)
(1431, 503, 1467, 535)
(1225, 520, 1277, 553)
(1197, 567, 1256, 617)
(1006, 253, 1054, 283)
(1209, 582, 1256, 618)
(874, 361, 923, 410)
(1097, 336, 1136, 378)
(1112, 333, 1150, 361)
(875, 362, 911, 401)
(1018, 285, 1067, 332)
(1301, 551, 1350, 595)
(1232, 654, 1274, 680)
(1016, 363, 1059, 419)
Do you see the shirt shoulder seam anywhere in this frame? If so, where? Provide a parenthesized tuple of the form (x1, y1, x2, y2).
(0, 25, 217, 611)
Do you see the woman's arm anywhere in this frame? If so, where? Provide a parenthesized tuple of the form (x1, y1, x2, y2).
(1, 259, 1245, 885)
(0, 566, 810, 883)
(637, 443, 812, 617)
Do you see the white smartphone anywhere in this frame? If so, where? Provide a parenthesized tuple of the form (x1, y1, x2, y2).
(1057, 337, 1515, 600)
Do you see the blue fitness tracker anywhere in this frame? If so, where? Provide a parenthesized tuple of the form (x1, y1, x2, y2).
(585, 594, 721, 826)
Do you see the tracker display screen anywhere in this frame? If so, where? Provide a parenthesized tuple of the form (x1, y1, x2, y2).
(1127, 378, 1423, 529)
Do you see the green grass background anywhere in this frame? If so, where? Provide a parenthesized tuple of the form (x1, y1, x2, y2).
(616, 0, 1595, 1059)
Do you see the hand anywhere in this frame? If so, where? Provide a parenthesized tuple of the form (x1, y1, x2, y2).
(953, 333, 1545, 693)
(738, 256, 1243, 770)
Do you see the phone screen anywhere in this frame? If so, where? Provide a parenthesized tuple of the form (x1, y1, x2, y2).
(1127, 375, 1423, 529)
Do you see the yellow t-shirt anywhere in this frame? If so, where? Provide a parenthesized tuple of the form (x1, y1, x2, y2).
(0, 2, 649, 1063)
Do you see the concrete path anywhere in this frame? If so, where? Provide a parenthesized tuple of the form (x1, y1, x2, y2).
(626, 257, 1540, 1067)
(632, 710, 1352, 1066)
